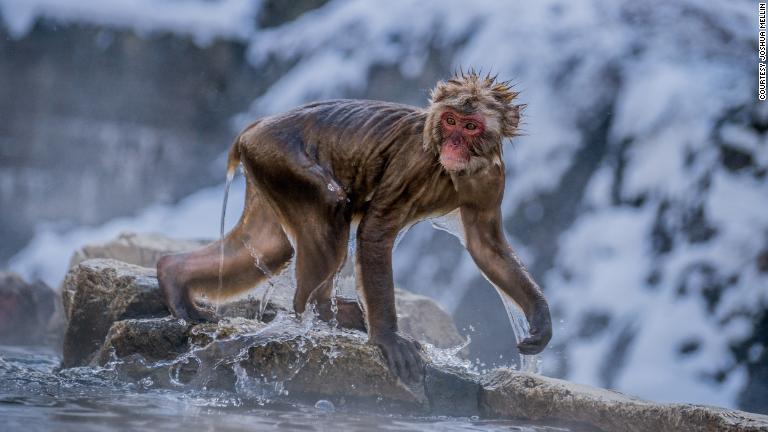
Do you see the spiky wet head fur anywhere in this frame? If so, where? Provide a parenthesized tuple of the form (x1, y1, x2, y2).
(423, 70, 522, 174)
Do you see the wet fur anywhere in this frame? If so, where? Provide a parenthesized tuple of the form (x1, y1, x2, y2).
(157, 72, 550, 382)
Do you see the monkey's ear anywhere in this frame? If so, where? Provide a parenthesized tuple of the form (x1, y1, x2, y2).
(502, 103, 525, 137)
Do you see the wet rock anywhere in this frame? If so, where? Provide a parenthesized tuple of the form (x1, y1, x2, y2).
(98, 316, 426, 408)
(396, 289, 466, 349)
(0, 272, 59, 346)
(480, 369, 768, 432)
(62, 255, 465, 368)
(61, 259, 167, 368)
(71, 232, 464, 346)
(67, 232, 208, 271)
(95, 316, 768, 430)
(424, 364, 481, 417)
(95, 317, 191, 365)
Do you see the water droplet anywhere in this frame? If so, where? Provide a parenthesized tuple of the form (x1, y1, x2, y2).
(314, 399, 335, 412)
(139, 377, 153, 388)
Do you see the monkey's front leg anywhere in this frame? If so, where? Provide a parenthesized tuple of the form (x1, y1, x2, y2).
(461, 205, 552, 355)
(356, 218, 423, 383)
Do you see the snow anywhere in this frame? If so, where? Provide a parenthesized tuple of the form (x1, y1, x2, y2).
(0, 0, 258, 44)
(10, 180, 246, 286)
(3, 0, 764, 411)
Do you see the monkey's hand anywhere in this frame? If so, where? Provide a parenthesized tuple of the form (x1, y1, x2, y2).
(371, 332, 424, 383)
(517, 299, 552, 355)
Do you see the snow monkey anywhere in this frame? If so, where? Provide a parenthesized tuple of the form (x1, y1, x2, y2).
(157, 71, 552, 382)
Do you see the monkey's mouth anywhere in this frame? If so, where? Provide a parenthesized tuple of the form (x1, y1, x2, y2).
(439, 141, 470, 171)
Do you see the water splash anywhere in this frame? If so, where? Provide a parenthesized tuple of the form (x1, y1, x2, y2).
(0, 346, 555, 431)
(422, 335, 475, 372)
(427, 210, 539, 373)
(430, 210, 466, 246)
(495, 289, 540, 373)
(242, 241, 278, 321)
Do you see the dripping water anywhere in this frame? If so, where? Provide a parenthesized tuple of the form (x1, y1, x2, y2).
(429, 210, 539, 373)
(243, 241, 278, 321)
(495, 289, 541, 373)
(217, 169, 236, 314)
(430, 210, 466, 246)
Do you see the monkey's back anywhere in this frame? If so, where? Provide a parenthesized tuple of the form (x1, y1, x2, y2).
(247, 99, 452, 214)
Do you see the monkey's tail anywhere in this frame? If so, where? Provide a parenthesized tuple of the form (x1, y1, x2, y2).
(225, 137, 241, 183)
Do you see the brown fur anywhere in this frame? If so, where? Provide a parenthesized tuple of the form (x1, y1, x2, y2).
(158, 72, 551, 382)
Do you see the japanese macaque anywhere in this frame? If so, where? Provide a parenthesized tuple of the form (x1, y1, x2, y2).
(157, 71, 552, 382)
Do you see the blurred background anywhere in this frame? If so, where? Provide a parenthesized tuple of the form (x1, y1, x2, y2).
(0, 0, 764, 413)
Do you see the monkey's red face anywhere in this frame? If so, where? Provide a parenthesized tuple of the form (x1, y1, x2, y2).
(439, 110, 485, 172)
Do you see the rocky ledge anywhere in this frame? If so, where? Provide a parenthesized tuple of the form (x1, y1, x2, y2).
(58, 234, 768, 432)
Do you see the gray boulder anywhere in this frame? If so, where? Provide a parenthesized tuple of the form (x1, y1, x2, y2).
(396, 289, 466, 349)
(61, 259, 167, 367)
(67, 232, 207, 270)
(0, 272, 59, 346)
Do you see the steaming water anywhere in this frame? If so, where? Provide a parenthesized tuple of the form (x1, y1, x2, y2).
(0, 340, 571, 431)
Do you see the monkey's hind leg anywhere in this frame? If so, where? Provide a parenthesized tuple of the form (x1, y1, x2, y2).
(248, 163, 353, 322)
(157, 191, 293, 322)
(287, 196, 365, 331)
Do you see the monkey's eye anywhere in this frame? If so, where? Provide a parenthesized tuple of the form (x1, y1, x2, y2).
(465, 122, 477, 130)
(446, 117, 456, 125)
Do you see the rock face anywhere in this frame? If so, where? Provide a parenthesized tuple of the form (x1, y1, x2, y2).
(0, 22, 264, 264)
(0, 272, 58, 345)
(61, 259, 167, 368)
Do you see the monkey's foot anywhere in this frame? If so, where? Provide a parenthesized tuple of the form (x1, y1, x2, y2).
(157, 256, 220, 323)
(166, 296, 219, 323)
(371, 332, 423, 383)
(184, 302, 220, 323)
(317, 297, 367, 332)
